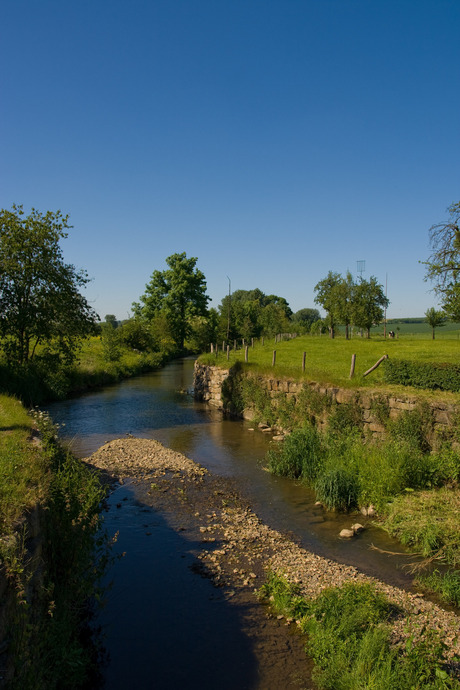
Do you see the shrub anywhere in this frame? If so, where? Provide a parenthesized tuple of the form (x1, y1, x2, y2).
(327, 399, 363, 436)
(268, 425, 324, 481)
(416, 569, 460, 607)
(384, 358, 460, 392)
(387, 404, 432, 453)
(315, 465, 360, 511)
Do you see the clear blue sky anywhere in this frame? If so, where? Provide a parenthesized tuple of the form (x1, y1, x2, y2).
(1, 0, 459, 320)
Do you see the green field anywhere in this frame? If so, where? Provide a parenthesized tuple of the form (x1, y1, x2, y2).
(200, 334, 460, 398)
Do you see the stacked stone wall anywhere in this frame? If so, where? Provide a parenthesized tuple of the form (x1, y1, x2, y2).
(193, 362, 458, 442)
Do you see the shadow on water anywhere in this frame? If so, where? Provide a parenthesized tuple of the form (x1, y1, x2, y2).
(96, 481, 262, 690)
(47, 358, 422, 590)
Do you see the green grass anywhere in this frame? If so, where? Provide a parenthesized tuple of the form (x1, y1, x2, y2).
(259, 573, 459, 690)
(0, 395, 49, 533)
(199, 335, 460, 398)
(0, 336, 171, 404)
(0, 396, 109, 688)
(381, 487, 460, 568)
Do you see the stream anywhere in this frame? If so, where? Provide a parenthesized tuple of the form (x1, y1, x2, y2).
(46, 358, 419, 688)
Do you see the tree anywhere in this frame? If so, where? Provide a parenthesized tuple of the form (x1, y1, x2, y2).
(314, 271, 342, 338)
(425, 307, 445, 340)
(424, 201, 460, 319)
(217, 288, 292, 341)
(352, 276, 389, 338)
(334, 271, 355, 340)
(0, 205, 98, 365)
(291, 308, 321, 333)
(133, 252, 210, 350)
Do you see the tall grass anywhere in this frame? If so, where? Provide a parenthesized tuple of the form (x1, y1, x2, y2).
(259, 573, 459, 690)
(0, 399, 109, 688)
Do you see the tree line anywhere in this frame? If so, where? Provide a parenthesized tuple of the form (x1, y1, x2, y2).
(1, 200, 459, 372)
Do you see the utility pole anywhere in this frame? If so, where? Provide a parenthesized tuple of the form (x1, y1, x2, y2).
(384, 273, 388, 338)
(226, 276, 231, 341)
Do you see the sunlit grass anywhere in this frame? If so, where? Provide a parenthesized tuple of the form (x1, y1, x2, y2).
(199, 335, 460, 400)
(0, 395, 49, 533)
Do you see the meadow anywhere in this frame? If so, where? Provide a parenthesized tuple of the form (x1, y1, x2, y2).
(201, 331, 460, 399)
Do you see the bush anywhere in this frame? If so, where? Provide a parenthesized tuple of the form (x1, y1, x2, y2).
(315, 465, 360, 512)
(384, 358, 460, 392)
(268, 425, 324, 481)
(416, 569, 460, 607)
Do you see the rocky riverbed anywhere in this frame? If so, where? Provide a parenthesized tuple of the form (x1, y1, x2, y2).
(88, 438, 460, 671)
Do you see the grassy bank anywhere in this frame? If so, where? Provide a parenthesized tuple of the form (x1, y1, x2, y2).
(0, 336, 175, 405)
(259, 573, 460, 689)
(199, 335, 460, 399)
(0, 395, 108, 689)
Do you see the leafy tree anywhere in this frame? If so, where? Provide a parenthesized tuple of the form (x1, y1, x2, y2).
(352, 276, 389, 338)
(119, 318, 155, 351)
(104, 314, 118, 329)
(291, 308, 321, 333)
(218, 288, 292, 341)
(0, 204, 98, 365)
(424, 307, 445, 340)
(314, 271, 342, 338)
(423, 201, 460, 319)
(334, 271, 355, 340)
(259, 302, 291, 336)
(101, 322, 121, 362)
(133, 252, 210, 350)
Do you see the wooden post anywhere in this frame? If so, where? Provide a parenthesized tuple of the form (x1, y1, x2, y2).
(245, 345, 248, 362)
(251, 337, 254, 348)
(211, 343, 214, 353)
(227, 345, 230, 361)
(350, 354, 356, 379)
(242, 338, 245, 347)
(302, 351, 306, 372)
(363, 354, 388, 377)
(234, 339, 237, 350)
(222, 340, 225, 352)
(272, 350, 276, 366)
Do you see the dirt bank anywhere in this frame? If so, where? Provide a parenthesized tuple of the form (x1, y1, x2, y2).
(88, 438, 460, 667)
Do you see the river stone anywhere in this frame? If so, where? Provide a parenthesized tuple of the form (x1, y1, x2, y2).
(339, 529, 355, 538)
(351, 523, 364, 533)
(272, 435, 285, 441)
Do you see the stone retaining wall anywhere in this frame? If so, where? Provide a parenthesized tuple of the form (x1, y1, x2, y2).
(193, 362, 458, 441)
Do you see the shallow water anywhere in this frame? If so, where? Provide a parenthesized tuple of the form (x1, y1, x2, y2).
(46, 358, 425, 688)
(47, 357, 417, 587)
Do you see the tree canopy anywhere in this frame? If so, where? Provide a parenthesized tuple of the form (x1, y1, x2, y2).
(314, 271, 388, 338)
(217, 288, 292, 341)
(424, 201, 460, 319)
(133, 252, 210, 350)
(0, 204, 98, 365)
(424, 307, 445, 340)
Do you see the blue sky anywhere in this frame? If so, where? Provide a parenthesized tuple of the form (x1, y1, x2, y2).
(1, 0, 459, 320)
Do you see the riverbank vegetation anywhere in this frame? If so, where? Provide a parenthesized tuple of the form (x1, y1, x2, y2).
(0, 395, 108, 688)
(259, 573, 460, 689)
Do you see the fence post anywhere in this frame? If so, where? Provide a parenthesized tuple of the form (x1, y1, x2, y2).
(227, 345, 230, 361)
(350, 354, 356, 378)
(272, 350, 276, 366)
(251, 337, 254, 348)
(234, 339, 237, 350)
(245, 345, 248, 363)
(211, 343, 214, 353)
(302, 351, 306, 372)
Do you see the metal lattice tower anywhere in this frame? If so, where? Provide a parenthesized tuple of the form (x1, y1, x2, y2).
(357, 260, 366, 278)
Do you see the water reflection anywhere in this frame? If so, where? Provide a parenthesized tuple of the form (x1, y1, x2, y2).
(47, 358, 418, 588)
